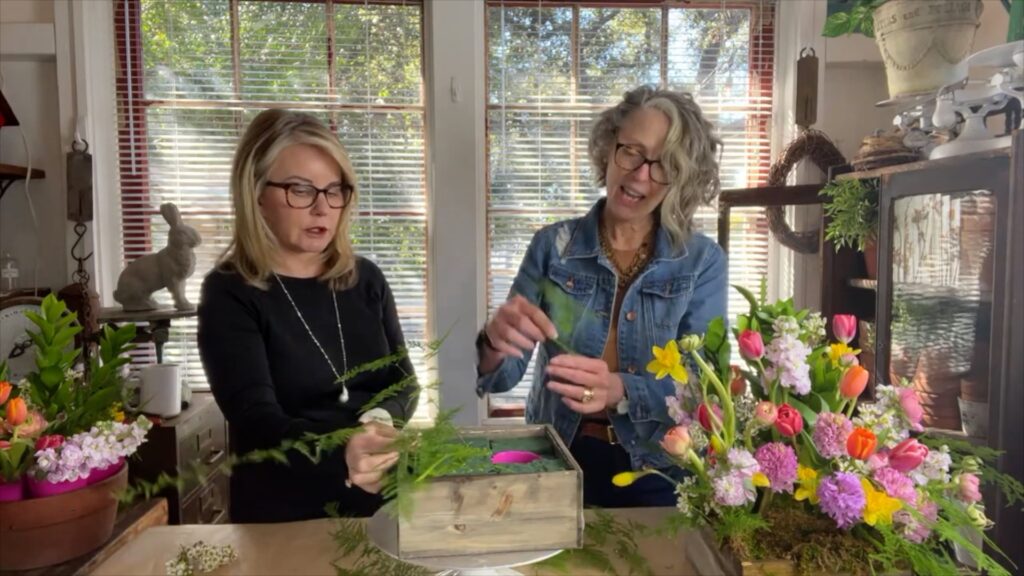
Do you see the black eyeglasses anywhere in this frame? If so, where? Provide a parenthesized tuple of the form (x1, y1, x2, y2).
(266, 181, 353, 209)
(614, 143, 670, 185)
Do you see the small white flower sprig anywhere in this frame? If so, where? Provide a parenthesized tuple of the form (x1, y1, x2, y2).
(165, 541, 238, 576)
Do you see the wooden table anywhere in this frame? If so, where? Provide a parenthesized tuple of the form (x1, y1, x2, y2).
(90, 508, 736, 575)
(1, 498, 168, 576)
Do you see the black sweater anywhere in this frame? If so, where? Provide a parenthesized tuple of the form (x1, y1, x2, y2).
(197, 258, 416, 522)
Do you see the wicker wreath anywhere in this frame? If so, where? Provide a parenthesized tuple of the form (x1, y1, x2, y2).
(765, 129, 847, 254)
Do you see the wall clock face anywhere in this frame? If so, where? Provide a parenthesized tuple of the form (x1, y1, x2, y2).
(0, 298, 43, 383)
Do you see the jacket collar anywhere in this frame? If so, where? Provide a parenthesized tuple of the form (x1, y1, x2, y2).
(561, 198, 689, 262)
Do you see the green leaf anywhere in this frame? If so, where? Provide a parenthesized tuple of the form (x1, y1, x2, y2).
(733, 284, 758, 316)
(823, 12, 852, 37)
(40, 365, 64, 388)
(787, 396, 819, 427)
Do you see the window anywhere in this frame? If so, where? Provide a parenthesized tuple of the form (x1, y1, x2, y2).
(486, 1, 776, 415)
(113, 0, 429, 417)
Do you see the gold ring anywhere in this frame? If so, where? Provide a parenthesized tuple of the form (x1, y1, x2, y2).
(581, 388, 595, 403)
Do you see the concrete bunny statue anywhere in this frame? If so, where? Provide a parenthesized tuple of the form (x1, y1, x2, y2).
(113, 203, 202, 311)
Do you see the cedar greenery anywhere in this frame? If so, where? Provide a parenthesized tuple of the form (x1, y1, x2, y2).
(820, 178, 879, 253)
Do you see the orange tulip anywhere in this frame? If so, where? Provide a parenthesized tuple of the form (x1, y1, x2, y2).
(847, 427, 877, 460)
(839, 365, 869, 399)
(4, 397, 27, 427)
(0, 381, 11, 405)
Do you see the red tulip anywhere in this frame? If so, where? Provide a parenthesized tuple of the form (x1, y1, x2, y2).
(0, 440, 9, 449)
(832, 314, 857, 344)
(839, 365, 869, 400)
(774, 403, 803, 437)
(35, 435, 64, 451)
(729, 366, 746, 396)
(697, 403, 722, 432)
(660, 426, 692, 456)
(0, 381, 11, 405)
(888, 438, 929, 473)
(847, 427, 877, 460)
(738, 330, 765, 361)
(4, 397, 26, 427)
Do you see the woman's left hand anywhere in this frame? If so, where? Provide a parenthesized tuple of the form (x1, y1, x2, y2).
(545, 354, 625, 415)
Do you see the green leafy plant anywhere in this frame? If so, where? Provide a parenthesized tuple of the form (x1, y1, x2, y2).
(820, 178, 879, 253)
(21, 294, 136, 435)
(822, 0, 888, 37)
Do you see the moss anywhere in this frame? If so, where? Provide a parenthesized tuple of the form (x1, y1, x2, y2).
(446, 436, 571, 475)
(728, 498, 879, 576)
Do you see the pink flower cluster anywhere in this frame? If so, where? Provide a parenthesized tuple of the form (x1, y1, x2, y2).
(33, 418, 151, 483)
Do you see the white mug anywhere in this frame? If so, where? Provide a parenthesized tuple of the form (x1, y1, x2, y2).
(125, 364, 182, 418)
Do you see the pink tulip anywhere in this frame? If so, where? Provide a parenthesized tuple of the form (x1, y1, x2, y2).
(867, 451, 890, 471)
(660, 426, 692, 456)
(888, 438, 929, 473)
(0, 440, 9, 450)
(899, 388, 924, 432)
(738, 330, 764, 361)
(959, 473, 982, 503)
(833, 314, 857, 344)
(754, 401, 777, 426)
(841, 353, 859, 367)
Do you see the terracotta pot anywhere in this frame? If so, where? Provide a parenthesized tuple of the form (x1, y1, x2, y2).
(0, 463, 127, 570)
(863, 238, 879, 280)
(960, 377, 988, 403)
(0, 478, 25, 502)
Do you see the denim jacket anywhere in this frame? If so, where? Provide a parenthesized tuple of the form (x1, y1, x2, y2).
(476, 199, 727, 470)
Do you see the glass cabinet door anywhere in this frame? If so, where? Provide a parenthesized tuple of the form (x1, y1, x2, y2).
(888, 189, 995, 435)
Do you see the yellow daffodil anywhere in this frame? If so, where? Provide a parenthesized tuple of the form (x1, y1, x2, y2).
(861, 478, 902, 526)
(794, 465, 820, 505)
(752, 472, 771, 488)
(612, 470, 654, 487)
(828, 343, 861, 367)
(647, 340, 689, 383)
(110, 403, 126, 423)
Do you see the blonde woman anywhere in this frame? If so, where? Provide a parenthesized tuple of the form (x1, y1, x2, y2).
(198, 109, 415, 522)
(477, 86, 726, 507)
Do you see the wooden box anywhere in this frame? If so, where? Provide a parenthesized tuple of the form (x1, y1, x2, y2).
(383, 424, 583, 560)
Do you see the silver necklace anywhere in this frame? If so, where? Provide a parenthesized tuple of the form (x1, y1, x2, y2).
(273, 273, 350, 403)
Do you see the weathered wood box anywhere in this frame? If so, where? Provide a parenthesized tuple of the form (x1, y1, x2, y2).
(379, 424, 584, 560)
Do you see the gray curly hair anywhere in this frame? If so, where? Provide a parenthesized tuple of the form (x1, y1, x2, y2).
(588, 85, 722, 251)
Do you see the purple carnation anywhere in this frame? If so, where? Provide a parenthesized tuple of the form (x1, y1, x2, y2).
(813, 412, 853, 459)
(873, 467, 917, 504)
(754, 442, 798, 493)
(817, 472, 866, 529)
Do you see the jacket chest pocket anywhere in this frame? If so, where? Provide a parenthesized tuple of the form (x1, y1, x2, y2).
(640, 274, 695, 334)
(544, 264, 598, 340)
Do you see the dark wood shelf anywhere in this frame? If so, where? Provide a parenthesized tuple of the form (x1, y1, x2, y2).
(849, 278, 878, 291)
(835, 146, 1011, 182)
(0, 163, 45, 201)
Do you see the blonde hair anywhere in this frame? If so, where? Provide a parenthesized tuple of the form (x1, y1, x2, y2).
(588, 85, 722, 251)
(220, 109, 359, 290)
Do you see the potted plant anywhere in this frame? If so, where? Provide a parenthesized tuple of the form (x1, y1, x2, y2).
(822, 0, 985, 99)
(624, 287, 1024, 575)
(820, 178, 880, 279)
(0, 295, 152, 571)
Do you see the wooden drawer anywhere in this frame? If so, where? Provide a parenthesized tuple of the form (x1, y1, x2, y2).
(176, 403, 229, 499)
(180, 472, 230, 525)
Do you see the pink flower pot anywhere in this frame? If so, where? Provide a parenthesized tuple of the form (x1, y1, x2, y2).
(0, 478, 25, 502)
(86, 459, 125, 486)
(26, 475, 88, 499)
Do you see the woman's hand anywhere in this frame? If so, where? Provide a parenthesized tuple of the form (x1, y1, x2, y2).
(545, 354, 625, 415)
(344, 421, 399, 494)
(479, 295, 558, 372)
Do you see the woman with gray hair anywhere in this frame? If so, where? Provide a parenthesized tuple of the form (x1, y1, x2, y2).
(476, 86, 727, 507)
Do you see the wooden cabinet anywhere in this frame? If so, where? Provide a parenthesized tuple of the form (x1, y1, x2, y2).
(131, 393, 230, 525)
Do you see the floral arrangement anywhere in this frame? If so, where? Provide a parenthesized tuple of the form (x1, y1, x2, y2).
(620, 286, 1023, 574)
(0, 295, 150, 499)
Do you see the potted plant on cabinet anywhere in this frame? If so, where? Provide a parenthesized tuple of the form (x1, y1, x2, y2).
(822, 0, 985, 99)
(0, 295, 152, 571)
(821, 178, 880, 279)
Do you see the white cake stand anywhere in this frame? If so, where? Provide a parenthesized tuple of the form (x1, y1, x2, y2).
(366, 509, 564, 576)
